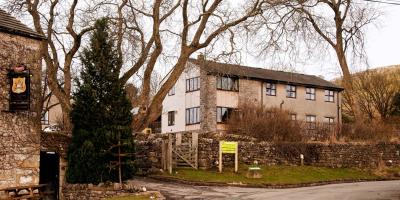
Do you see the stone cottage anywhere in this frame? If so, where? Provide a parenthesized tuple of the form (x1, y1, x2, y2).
(0, 9, 44, 189)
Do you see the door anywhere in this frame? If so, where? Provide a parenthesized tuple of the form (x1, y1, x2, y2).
(40, 151, 59, 200)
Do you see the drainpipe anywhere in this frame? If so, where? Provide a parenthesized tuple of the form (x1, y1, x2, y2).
(280, 100, 285, 110)
(261, 82, 263, 107)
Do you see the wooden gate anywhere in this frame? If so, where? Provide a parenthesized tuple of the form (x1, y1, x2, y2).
(162, 132, 198, 174)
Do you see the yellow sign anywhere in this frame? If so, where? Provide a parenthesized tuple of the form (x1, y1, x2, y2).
(220, 141, 238, 154)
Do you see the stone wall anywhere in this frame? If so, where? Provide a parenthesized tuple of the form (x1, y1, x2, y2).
(135, 133, 400, 171)
(62, 183, 144, 200)
(0, 32, 42, 188)
(197, 138, 400, 169)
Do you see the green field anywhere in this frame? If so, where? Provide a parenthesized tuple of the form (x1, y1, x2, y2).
(161, 165, 390, 185)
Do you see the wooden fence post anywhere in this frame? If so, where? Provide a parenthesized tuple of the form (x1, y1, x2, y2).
(192, 132, 198, 169)
(168, 134, 173, 174)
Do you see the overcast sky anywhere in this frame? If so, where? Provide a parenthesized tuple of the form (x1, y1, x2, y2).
(5, 1, 399, 81)
(241, 3, 400, 80)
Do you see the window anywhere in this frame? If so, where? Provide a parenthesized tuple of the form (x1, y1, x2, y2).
(306, 115, 316, 130)
(306, 87, 316, 100)
(186, 107, 200, 125)
(168, 85, 175, 96)
(41, 111, 49, 125)
(186, 77, 200, 92)
(168, 111, 175, 126)
(217, 107, 234, 123)
(325, 90, 335, 102)
(290, 113, 297, 121)
(266, 83, 276, 96)
(216, 76, 239, 91)
(286, 85, 296, 98)
(324, 117, 334, 125)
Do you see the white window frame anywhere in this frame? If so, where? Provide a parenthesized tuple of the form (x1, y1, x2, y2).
(325, 90, 335, 102)
(186, 107, 200, 125)
(286, 85, 296, 98)
(266, 83, 276, 96)
(306, 87, 316, 100)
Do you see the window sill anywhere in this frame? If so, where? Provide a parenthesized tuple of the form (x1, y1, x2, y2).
(186, 122, 200, 125)
(186, 90, 200, 93)
(217, 88, 239, 92)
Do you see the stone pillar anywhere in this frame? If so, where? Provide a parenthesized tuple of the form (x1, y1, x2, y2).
(0, 32, 42, 189)
(199, 59, 217, 133)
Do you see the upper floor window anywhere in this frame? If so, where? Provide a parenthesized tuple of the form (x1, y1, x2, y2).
(168, 111, 175, 126)
(186, 77, 200, 92)
(217, 107, 234, 123)
(266, 83, 276, 96)
(306, 115, 316, 130)
(168, 85, 175, 96)
(325, 90, 335, 102)
(305, 87, 316, 100)
(286, 85, 296, 98)
(186, 107, 200, 125)
(216, 76, 239, 91)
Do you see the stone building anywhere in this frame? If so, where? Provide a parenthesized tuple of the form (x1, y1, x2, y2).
(161, 56, 343, 134)
(0, 9, 44, 189)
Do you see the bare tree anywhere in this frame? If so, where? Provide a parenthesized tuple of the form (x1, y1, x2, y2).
(353, 68, 400, 121)
(113, 0, 264, 131)
(9, 0, 264, 132)
(6, 0, 99, 133)
(255, 0, 380, 120)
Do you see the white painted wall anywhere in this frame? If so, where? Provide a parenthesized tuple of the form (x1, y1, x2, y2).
(161, 63, 201, 133)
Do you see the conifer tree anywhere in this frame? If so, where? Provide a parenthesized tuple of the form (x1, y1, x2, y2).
(66, 19, 135, 183)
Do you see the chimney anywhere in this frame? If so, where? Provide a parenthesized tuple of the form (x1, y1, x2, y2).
(197, 54, 205, 61)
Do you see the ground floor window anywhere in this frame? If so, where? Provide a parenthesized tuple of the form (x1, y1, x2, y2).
(306, 115, 316, 130)
(217, 107, 234, 123)
(168, 111, 175, 126)
(186, 107, 200, 125)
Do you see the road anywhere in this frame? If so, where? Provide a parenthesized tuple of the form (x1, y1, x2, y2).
(130, 178, 400, 200)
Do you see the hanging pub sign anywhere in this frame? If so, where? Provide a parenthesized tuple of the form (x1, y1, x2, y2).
(8, 64, 30, 111)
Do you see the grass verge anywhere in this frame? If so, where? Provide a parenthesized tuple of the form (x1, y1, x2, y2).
(157, 165, 399, 185)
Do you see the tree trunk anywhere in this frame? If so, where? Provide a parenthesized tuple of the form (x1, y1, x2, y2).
(335, 47, 362, 121)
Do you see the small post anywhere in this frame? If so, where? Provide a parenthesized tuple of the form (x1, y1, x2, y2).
(219, 141, 222, 173)
(168, 134, 173, 174)
(161, 140, 166, 170)
(234, 143, 238, 173)
(192, 132, 199, 169)
(300, 154, 304, 166)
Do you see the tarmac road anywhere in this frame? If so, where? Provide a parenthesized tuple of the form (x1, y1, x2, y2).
(130, 178, 400, 200)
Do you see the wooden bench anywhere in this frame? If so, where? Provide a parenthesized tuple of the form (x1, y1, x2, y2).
(0, 184, 47, 200)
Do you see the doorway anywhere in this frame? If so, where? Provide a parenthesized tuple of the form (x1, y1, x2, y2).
(40, 151, 59, 200)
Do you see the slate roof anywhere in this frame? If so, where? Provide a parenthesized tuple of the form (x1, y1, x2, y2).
(0, 9, 45, 40)
(189, 58, 343, 91)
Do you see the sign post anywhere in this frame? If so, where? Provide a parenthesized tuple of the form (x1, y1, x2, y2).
(219, 141, 238, 173)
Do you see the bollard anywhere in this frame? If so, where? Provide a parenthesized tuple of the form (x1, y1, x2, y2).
(300, 154, 304, 166)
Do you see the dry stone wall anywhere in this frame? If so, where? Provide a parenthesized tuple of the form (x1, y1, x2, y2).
(135, 133, 400, 170)
(62, 183, 145, 200)
(0, 32, 42, 189)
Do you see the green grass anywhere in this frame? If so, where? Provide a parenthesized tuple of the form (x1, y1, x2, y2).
(106, 193, 158, 200)
(163, 165, 383, 185)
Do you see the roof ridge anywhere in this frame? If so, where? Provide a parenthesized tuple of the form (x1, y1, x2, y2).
(188, 58, 343, 90)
